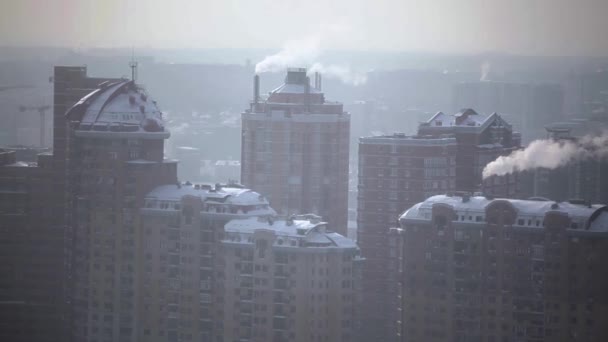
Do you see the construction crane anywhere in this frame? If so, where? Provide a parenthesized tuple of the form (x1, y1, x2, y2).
(18, 105, 51, 147)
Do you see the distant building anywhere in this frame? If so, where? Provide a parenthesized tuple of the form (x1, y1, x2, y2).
(220, 215, 362, 342)
(358, 109, 520, 341)
(391, 194, 608, 342)
(580, 70, 608, 120)
(215, 159, 241, 182)
(174, 146, 202, 181)
(241, 68, 350, 235)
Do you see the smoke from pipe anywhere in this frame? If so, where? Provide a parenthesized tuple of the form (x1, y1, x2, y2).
(308, 63, 367, 86)
(482, 132, 608, 179)
(255, 35, 321, 74)
(254, 26, 367, 86)
(480, 61, 491, 81)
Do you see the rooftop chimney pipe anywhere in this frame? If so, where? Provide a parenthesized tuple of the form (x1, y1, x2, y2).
(305, 76, 310, 112)
(253, 75, 260, 106)
(318, 73, 322, 91)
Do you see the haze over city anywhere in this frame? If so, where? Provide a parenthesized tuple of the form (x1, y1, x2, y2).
(1, 1, 608, 342)
(2, 0, 608, 55)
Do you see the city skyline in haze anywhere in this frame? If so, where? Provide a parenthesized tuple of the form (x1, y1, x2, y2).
(1, 0, 608, 56)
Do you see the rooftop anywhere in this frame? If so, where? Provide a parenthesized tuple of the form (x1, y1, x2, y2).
(145, 183, 271, 207)
(224, 215, 358, 249)
(360, 133, 457, 146)
(401, 194, 608, 233)
(67, 80, 169, 139)
(418, 109, 514, 136)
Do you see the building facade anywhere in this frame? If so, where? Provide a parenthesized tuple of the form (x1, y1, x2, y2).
(392, 194, 608, 342)
(221, 215, 362, 342)
(139, 183, 275, 342)
(241, 68, 350, 235)
(357, 134, 458, 341)
(65, 79, 178, 342)
(417, 109, 520, 196)
(358, 109, 520, 341)
(0, 66, 119, 342)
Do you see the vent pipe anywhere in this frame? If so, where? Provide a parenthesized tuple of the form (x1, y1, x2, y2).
(318, 73, 322, 91)
(253, 74, 260, 105)
(304, 76, 310, 112)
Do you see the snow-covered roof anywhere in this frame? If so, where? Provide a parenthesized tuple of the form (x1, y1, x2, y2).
(145, 183, 269, 206)
(420, 109, 513, 134)
(215, 160, 240, 166)
(360, 133, 457, 146)
(269, 83, 322, 95)
(223, 216, 358, 249)
(69, 80, 169, 139)
(400, 194, 608, 233)
(427, 109, 489, 127)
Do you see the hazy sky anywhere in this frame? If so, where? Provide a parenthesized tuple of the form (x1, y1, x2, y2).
(1, 0, 607, 55)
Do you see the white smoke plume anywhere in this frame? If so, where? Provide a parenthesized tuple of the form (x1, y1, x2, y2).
(308, 62, 367, 86)
(255, 35, 321, 74)
(480, 61, 491, 81)
(254, 25, 367, 86)
(482, 132, 608, 179)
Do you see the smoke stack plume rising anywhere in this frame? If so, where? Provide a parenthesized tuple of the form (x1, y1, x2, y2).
(308, 63, 367, 86)
(254, 29, 367, 86)
(480, 61, 491, 81)
(482, 133, 608, 179)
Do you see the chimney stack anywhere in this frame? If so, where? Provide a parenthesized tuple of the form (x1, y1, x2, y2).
(253, 74, 260, 105)
(314, 72, 319, 89)
(318, 73, 322, 91)
(305, 76, 311, 112)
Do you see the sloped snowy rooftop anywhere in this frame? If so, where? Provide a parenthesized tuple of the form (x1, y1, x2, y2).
(269, 83, 322, 95)
(69, 80, 168, 138)
(224, 216, 358, 248)
(401, 194, 608, 233)
(145, 183, 270, 206)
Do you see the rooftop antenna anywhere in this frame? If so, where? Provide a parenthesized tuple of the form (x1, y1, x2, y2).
(129, 46, 138, 82)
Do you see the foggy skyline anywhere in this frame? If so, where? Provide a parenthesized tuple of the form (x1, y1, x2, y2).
(1, 0, 608, 56)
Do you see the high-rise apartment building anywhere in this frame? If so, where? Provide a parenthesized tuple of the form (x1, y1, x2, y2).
(0, 66, 119, 342)
(241, 68, 350, 235)
(220, 215, 362, 342)
(391, 194, 608, 342)
(417, 109, 520, 195)
(0, 65, 362, 342)
(139, 183, 276, 341)
(358, 109, 520, 341)
(357, 134, 458, 341)
(65, 79, 178, 342)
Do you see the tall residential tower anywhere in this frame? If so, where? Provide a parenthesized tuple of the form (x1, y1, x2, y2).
(241, 69, 350, 235)
(358, 109, 520, 341)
